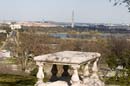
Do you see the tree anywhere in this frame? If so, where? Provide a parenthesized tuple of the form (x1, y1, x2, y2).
(11, 31, 54, 71)
(106, 37, 130, 70)
(110, 0, 130, 11)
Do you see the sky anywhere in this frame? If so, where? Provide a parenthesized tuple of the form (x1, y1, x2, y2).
(0, 0, 130, 24)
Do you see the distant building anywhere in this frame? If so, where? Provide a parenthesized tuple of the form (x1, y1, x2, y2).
(0, 30, 6, 33)
(109, 25, 129, 30)
(17, 21, 58, 27)
(10, 24, 22, 30)
(0, 50, 11, 58)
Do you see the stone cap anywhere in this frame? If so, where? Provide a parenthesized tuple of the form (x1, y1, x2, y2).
(34, 51, 101, 65)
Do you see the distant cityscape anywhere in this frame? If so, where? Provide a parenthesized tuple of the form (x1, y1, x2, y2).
(0, 20, 130, 33)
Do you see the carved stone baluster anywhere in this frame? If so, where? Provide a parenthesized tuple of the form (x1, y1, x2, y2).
(71, 65, 80, 86)
(83, 61, 90, 77)
(91, 57, 99, 79)
(83, 61, 90, 84)
(35, 62, 44, 86)
(90, 56, 105, 86)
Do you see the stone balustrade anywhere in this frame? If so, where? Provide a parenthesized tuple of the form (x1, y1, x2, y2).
(34, 51, 104, 86)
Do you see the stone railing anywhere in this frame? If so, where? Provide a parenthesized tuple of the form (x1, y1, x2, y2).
(34, 51, 105, 86)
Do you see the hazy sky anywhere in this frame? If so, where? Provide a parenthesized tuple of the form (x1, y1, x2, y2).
(0, 0, 130, 24)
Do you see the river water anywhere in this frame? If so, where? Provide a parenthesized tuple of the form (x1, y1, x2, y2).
(50, 33, 130, 39)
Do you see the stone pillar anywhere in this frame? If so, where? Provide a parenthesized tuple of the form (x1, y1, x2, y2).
(35, 62, 44, 86)
(83, 61, 90, 84)
(83, 61, 90, 77)
(91, 57, 99, 79)
(71, 65, 80, 86)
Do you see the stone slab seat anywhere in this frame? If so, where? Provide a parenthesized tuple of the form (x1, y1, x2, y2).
(34, 51, 101, 65)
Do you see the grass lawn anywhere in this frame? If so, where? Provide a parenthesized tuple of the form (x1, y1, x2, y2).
(105, 77, 130, 86)
(1, 74, 130, 86)
(0, 74, 36, 86)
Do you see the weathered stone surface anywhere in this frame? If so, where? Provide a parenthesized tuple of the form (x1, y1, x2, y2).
(34, 51, 104, 86)
(34, 51, 100, 65)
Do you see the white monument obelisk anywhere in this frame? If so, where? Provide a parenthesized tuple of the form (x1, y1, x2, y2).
(71, 10, 74, 28)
